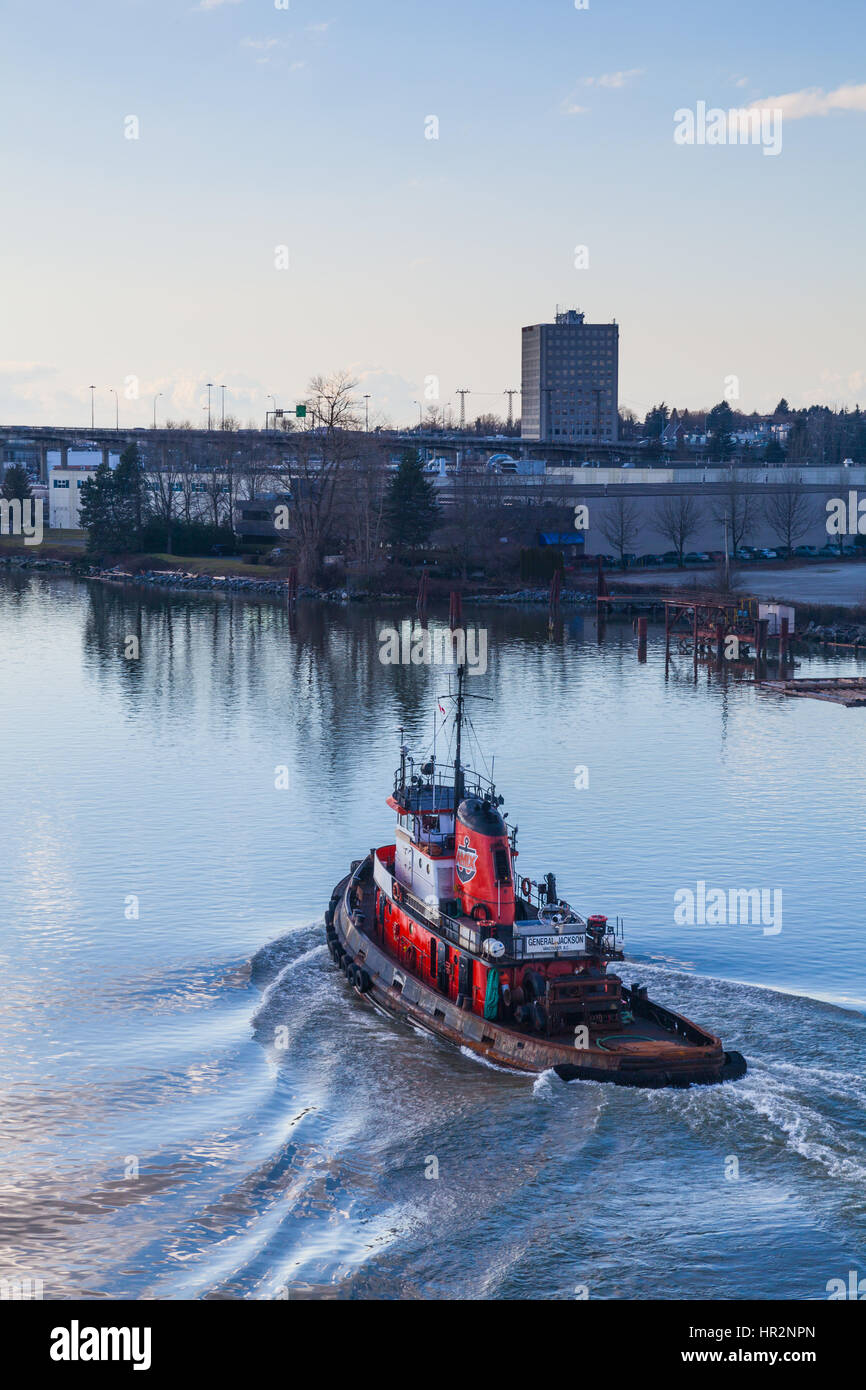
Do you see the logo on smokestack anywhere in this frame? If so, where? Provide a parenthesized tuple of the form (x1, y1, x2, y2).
(455, 835, 478, 885)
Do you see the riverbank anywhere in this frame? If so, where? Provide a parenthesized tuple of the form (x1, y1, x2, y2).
(4, 552, 865, 637)
(0, 554, 597, 607)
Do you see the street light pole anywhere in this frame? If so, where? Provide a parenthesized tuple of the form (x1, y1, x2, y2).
(206, 382, 213, 431)
(268, 395, 277, 434)
(152, 393, 162, 429)
(364, 394, 370, 432)
(89, 385, 95, 430)
(220, 384, 226, 430)
(108, 388, 118, 431)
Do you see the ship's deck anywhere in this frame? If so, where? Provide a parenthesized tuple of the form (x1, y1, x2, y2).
(347, 871, 715, 1055)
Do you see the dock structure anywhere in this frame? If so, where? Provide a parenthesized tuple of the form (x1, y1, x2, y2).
(760, 677, 866, 707)
(595, 573, 773, 667)
(661, 594, 770, 670)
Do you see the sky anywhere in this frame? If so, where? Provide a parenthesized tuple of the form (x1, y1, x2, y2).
(1, 0, 865, 429)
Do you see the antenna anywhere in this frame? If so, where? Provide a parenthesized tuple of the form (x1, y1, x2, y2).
(456, 388, 470, 430)
(453, 664, 465, 808)
(437, 665, 492, 810)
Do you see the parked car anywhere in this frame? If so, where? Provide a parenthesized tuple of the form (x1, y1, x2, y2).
(794, 545, 818, 557)
(818, 543, 840, 556)
(637, 553, 661, 566)
(736, 547, 756, 561)
(757, 548, 778, 560)
(661, 551, 680, 565)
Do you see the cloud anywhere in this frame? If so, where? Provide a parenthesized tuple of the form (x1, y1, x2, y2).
(583, 68, 643, 89)
(561, 68, 642, 112)
(0, 361, 58, 378)
(195, 0, 243, 10)
(749, 82, 866, 120)
(241, 38, 281, 51)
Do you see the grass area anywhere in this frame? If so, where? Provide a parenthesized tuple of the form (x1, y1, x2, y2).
(0, 529, 86, 545)
(143, 553, 285, 578)
(0, 529, 87, 556)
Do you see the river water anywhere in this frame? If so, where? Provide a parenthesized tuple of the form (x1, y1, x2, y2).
(1, 574, 864, 1300)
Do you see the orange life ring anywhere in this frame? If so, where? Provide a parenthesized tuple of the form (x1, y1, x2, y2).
(472, 903, 492, 923)
(520, 877, 532, 898)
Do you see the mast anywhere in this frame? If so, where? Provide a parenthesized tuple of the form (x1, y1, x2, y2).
(453, 663, 465, 808)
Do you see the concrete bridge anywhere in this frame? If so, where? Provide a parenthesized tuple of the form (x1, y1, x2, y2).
(0, 421, 858, 483)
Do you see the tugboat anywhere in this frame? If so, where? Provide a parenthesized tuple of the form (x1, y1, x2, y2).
(326, 668, 747, 1087)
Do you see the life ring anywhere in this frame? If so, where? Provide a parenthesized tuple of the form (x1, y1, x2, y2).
(472, 903, 492, 923)
(520, 877, 532, 898)
(392, 882, 404, 905)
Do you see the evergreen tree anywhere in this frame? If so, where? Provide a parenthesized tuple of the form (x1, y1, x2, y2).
(1, 464, 33, 501)
(384, 449, 439, 551)
(643, 403, 669, 438)
(79, 445, 147, 553)
(706, 400, 734, 460)
(113, 443, 146, 547)
(78, 460, 121, 553)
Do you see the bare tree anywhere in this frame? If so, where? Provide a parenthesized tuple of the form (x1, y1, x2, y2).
(200, 467, 230, 529)
(598, 494, 642, 568)
(653, 493, 702, 566)
(710, 470, 757, 555)
(237, 440, 280, 503)
(289, 371, 362, 580)
(764, 477, 817, 555)
(441, 468, 508, 579)
(337, 438, 389, 572)
(146, 443, 183, 551)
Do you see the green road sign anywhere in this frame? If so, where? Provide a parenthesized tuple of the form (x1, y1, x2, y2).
(296, 404, 306, 418)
